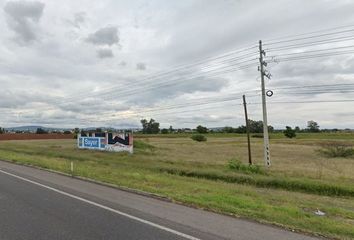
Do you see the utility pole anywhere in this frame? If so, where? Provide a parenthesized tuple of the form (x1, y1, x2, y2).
(242, 95, 252, 165)
(258, 40, 271, 167)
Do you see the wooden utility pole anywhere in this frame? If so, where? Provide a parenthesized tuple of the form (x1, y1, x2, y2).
(242, 95, 252, 165)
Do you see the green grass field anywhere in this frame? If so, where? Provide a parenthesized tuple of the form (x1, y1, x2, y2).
(0, 133, 353, 239)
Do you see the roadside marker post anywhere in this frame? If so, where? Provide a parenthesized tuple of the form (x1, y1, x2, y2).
(70, 161, 74, 176)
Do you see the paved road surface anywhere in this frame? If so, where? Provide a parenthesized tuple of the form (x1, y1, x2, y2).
(0, 161, 321, 240)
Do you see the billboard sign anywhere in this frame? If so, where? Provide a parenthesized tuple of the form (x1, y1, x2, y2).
(78, 132, 133, 153)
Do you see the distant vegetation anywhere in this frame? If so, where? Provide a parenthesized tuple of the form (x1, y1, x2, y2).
(141, 118, 160, 134)
(283, 126, 296, 138)
(36, 128, 48, 134)
(228, 159, 263, 174)
(196, 125, 208, 133)
(318, 142, 354, 158)
(191, 134, 207, 142)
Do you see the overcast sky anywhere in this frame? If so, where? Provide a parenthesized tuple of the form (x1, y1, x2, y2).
(1, 0, 354, 129)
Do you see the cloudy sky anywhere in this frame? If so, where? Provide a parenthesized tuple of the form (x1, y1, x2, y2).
(1, 0, 354, 129)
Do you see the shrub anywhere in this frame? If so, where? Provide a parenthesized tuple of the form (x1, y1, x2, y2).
(191, 134, 207, 142)
(251, 134, 263, 138)
(318, 142, 354, 158)
(228, 159, 263, 174)
(284, 126, 296, 138)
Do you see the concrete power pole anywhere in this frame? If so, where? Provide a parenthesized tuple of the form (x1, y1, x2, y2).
(258, 40, 271, 167)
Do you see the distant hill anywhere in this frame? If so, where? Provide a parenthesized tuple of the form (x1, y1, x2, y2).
(5, 126, 70, 133)
(4, 126, 139, 133)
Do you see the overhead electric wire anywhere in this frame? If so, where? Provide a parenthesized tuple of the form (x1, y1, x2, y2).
(5, 91, 260, 120)
(256, 99, 354, 104)
(265, 36, 354, 51)
(266, 50, 354, 63)
(263, 23, 354, 42)
(1, 61, 259, 115)
(48, 45, 259, 104)
(266, 83, 354, 90)
(76, 103, 244, 124)
(264, 28, 354, 46)
(266, 45, 354, 58)
(79, 98, 248, 123)
(273, 90, 354, 95)
(36, 54, 258, 109)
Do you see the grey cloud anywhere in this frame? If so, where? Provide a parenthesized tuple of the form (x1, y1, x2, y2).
(66, 12, 86, 28)
(86, 26, 119, 46)
(119, 61, 127, 66)
(4, 0, 45, 44)
(125, 76, 229, 106)
(72, 12, 85, 28)
(97, 48, 114, 58)
(0, 89, 50, 109)
(136, 62, 146, 70)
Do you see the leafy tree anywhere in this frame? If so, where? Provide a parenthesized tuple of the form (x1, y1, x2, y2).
(196, 125, 208, 134)
(141, 118, 160, 134)
(64, 130, 72, 134)
(284, 126, 296, 138)
(235, 125, 247, 133)
(294, 126, 301, 132)
(233, 120, 273, 134)
(161, 128, 169, 134)
(36, 128, 48, 134)
(307, 120, 320, 132)
(223, 126, 235, 133)
(169, 125, 174, 133)
(73, 128, 80, 134)
(0, 127, 5, 134)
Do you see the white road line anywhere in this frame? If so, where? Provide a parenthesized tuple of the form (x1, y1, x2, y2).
(0, 169, 201, 240)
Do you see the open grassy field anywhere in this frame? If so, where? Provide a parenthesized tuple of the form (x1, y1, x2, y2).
(0, 133, 353, 239)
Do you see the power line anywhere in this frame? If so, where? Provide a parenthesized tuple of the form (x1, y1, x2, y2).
(266, 45, 354, 58)
(41, 56, 258, 107)
(267, 50, 354, 62)
(265, 36, 354, 51)
(249, 99, 354, 104)
(264, 28, 354, 45)
(267, 83, 354, 90)
(263, 23, 354, 42)
(48, 45, 259, 104)
(0, 60, 258, 115)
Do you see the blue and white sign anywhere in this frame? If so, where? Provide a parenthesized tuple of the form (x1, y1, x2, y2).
(78, 137, 103, 150)
(77, 133, 133, 153)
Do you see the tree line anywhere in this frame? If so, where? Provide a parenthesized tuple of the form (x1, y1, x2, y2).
(0, 119, 339, 137)
(139, 118, 324, 135)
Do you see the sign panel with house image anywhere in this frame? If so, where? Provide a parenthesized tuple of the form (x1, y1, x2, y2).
(78, 132, 133, 153)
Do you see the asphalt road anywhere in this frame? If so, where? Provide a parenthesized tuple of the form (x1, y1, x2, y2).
(0, 161, 321, 240)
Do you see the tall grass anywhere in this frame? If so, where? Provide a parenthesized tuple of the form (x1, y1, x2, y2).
(318, 142, 354, 158)
(159, 167, 354, 197)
